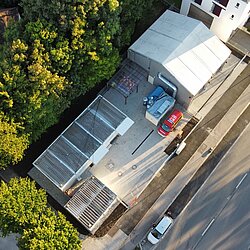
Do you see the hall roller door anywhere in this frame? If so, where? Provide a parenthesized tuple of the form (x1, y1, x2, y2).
(188, 4, 213, 28)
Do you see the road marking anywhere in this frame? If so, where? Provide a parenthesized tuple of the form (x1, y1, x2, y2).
(236, 173, 248, 189)
(202, 219, 215, 236)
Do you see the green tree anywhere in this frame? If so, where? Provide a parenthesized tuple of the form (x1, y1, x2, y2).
(0, 178, 47, 236)
(117, 0, 154, 48)
(0, 0, 156, 167)
(0, 0, 19, 8)
(0, 33, 71, 141)
(0, 113, 29, 169)
(18, 209, 81, 250)
(0, 178, 81, 249)
(19, 0, 121, 95)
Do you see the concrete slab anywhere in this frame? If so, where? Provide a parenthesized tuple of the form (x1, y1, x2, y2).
(120, 79, 250, 250)
(81, 229, 127, 250)
(90, 78, 191, 206)
(0, 233, 19, 250)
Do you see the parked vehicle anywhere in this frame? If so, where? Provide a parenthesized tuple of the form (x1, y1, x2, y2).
(147, 215, 173, 244)
(158, 109, 183, 137)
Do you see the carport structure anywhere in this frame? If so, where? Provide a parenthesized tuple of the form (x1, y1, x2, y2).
(33, 95, 133, 191)
(31, 95, 134, 233)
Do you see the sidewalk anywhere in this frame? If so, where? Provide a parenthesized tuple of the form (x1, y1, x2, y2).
(120, 79, 250, 250)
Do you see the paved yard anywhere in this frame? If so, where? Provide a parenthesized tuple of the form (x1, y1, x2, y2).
(91, 76, 191, 206)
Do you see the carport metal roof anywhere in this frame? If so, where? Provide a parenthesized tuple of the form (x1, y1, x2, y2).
(33, 96, 127, 189)
(65, 176, 119, 234)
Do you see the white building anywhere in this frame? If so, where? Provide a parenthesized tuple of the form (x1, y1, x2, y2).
(128, 10, 231, 109)
(181, 0, 250, 42)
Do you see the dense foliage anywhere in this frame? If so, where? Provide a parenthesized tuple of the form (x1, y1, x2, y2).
(0, 0, 156, 168)
(0, 178, 81, 249)
(0, 112, 29, 168)
(0, 0, 19, 8)
(0, 0, 161, 247)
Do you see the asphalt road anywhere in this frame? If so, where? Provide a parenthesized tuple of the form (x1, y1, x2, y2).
(156, 123, 250, 250)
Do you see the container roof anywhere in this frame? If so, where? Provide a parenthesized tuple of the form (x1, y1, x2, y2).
(33, 96, 127, 188)
(129, 10, 231, 95)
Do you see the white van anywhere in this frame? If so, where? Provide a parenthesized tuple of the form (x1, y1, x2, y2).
(147, 215, 173, 245)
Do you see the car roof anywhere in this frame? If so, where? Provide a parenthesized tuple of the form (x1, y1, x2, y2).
(155, 216, 173, 234)
(166, 109, 183, 124)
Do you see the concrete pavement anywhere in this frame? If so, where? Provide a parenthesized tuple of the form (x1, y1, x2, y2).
(0, 233, 19, 250)
(120, 76, 250, 250)
(156, 123, 250, 250)
(81, 58, 249, 249)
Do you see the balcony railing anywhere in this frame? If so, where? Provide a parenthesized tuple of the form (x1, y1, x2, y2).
(213, 0, 229, 7)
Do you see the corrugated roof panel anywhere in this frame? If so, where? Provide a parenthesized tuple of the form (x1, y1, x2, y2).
(178, 50, 213, 83)
(166, 57, 204, 95)
(33, 96, 131, 190)
(34, 151, 74, 187)
(77, 111, 114, 143)
(192, 43, 222, 74)
(49, 137, 88, 173)
(96, 98, 126, 129)
(65, 177, 117, 232)
(204, 36, 231, 63)
(63, 123, 101, 158)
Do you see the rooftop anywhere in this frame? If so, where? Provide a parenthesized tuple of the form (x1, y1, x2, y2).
(129, 10, 231, 95)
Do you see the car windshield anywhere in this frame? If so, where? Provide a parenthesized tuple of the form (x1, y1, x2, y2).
(151, 228, 163, 239)
(161, 123, 171, 132)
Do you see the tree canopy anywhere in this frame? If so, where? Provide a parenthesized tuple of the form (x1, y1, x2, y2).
(0, 112, 29, 169)
(0, 178, 81, 249)
(0, 0, 156, 167)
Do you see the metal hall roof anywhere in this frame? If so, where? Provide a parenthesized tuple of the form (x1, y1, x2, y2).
(33, 96, 127, 189)
(129, 10, 231, 96)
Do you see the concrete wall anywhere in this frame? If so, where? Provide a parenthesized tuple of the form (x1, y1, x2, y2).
(180, 0, 250, 42)
(128, 49, 151, 71)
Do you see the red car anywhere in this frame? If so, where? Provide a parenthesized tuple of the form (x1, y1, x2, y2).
(158, 109, 183, 137)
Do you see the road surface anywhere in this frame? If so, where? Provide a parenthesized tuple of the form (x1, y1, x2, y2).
(156, 124, 250, 250)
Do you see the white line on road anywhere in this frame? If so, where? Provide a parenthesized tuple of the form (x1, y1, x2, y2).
(202, 219, 215, 236)
(236, 173, 248, 189)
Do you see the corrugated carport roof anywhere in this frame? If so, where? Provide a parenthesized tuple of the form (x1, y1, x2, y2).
(33, 96, 126, 188)
(65, 176, 119, 234)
